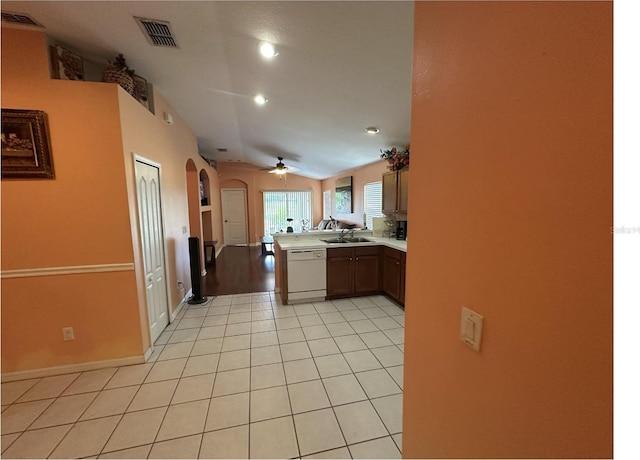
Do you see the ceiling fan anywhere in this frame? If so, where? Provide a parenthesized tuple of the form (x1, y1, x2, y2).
(262, 157, 299, 175)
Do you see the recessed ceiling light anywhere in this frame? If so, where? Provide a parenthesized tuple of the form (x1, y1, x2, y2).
(254, 94, 268, 105)
(366, 127, 380, 134)
(259, 41, 278, 59)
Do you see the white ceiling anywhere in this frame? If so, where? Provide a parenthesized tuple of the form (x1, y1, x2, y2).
(2, 1, 414, 179)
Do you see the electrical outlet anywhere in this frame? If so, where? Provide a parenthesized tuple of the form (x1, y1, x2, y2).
(62, 327, 75, 341)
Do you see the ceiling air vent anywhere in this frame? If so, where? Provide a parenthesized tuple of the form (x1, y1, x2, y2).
(135, 17, 178, 48)
(216, 148, 228, 153)
(1, 11, 43, 27)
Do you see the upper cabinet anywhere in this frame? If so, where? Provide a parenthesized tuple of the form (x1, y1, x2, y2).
(382, 169, 409, 214)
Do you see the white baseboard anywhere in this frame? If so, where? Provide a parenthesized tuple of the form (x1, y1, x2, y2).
(1, 355, 146, 382)
(144, 346, 154, 362)
(171, 289, 192, 322)
(215, 244, 225, 257)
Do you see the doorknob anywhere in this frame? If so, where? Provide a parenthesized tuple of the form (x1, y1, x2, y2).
(225, 220, 228, 222)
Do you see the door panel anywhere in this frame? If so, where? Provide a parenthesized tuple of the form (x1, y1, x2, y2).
(135, 160, 169, 344)
(222, 189, 248, 245)
(326, 256, 354, 296)
(382, 172, 397, 213)
(355, 255, 380, 293)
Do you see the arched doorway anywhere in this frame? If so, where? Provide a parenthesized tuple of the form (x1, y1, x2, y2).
(185, 159, 200, 238)
(199, 169, 215, 266)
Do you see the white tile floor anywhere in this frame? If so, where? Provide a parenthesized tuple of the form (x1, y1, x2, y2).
(1, 292, 404, 459)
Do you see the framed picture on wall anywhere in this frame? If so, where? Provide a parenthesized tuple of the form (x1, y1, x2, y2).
(335, 176, 353, 213)
(49, 44, 84, 81)
(133, 75, 153, 112)
(1, 109, 55, 179)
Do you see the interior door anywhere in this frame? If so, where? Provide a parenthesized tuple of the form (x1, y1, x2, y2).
(135, 159, 169, 344)
(222, 188, 248, 245)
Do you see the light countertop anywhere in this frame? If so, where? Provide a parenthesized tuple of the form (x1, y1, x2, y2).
(276, 236, 407, 252)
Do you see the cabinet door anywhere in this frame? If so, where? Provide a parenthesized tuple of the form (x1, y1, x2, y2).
(399, 252, 406, 304)
(383, 250, 402, 302)
(382, 172, 398, 213)
(354, 254, 380, 294)
(398, 169, 409, 213)
(327, 253, 354, 296)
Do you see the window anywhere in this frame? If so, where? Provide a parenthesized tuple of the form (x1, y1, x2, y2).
(323, 190, 331, 219)
(263, 190, 313, 235)
(364, 181, 383, 229)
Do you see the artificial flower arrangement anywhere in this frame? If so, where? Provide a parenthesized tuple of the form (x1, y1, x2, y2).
(380, 144, 410, 171)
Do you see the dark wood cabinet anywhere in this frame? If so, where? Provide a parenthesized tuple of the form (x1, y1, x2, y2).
(382, 169, 409, 214)
(326, 248, 354, 296)
(382, 172, 398, 214)
(327, 246, 380, 298)
(325, 244, 405, 306)
(383, 247, 406, 305)
(398, 169, 409, 213)
(400, 251, 406, 304)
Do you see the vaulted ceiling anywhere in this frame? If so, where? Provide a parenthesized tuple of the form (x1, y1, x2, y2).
(2, 1, 414, 179)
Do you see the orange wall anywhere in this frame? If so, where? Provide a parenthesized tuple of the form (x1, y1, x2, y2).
(1, 28, 142, 372)
(403, 2, 612, 458)
(1, 27, 221, 373)
(118, 83, 221, 351)
(217, 163, 322, 243)
(321, 160, 388, 227)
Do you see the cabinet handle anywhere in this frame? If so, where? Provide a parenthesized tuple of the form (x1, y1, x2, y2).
(396, 261, 399, 265)
(350, 257, 353, 261)
(356, 257, 359, 261)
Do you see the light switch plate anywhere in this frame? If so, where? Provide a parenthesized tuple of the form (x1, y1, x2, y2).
(460, 306, 483, 351)
(62, 327, 75, 341)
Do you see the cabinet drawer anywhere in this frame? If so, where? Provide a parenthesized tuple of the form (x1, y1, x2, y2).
(355, 246, 380, 257)
(327, 247, 353, 258)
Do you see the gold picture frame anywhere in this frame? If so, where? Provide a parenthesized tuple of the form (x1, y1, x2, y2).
(1, 109, 55, 179)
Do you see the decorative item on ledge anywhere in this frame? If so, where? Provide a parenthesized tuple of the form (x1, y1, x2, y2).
(49, 44, 84, 81)
(103, 53, 135, 95)
(380, 144, 410, 171)
(132, 75, 150, 110)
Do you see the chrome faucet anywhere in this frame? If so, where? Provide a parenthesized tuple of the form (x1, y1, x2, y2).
(340, 225, 356, 240)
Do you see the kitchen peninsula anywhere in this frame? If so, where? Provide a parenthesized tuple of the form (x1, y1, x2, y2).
(273, 230, 407, 306)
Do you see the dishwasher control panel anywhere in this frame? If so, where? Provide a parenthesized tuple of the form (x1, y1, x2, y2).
(288, 249, 327, 260)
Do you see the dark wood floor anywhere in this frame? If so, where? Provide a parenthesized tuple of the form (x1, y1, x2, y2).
(204, 245, 275, 296)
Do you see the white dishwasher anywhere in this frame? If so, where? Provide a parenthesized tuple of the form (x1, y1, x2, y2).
(287, 248, 327, 303)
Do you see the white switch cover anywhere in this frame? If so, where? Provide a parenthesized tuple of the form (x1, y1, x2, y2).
(460, 306, 483, 351)
(62, 327, 75, 341)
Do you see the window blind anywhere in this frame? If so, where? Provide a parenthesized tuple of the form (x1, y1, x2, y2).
(323, 190, 331, 219)
(263, 190, 313, 235)
(364, 181, 383, 229)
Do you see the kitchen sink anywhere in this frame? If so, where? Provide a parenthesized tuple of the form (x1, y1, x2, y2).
(321, 237, 371, 244)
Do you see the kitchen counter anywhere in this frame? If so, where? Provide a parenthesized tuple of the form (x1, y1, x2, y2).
(274, 230, 407, 305)
(274, 233, 407, 252)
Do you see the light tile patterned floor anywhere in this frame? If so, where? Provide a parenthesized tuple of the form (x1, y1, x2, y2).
(1, 292, 404, 459)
